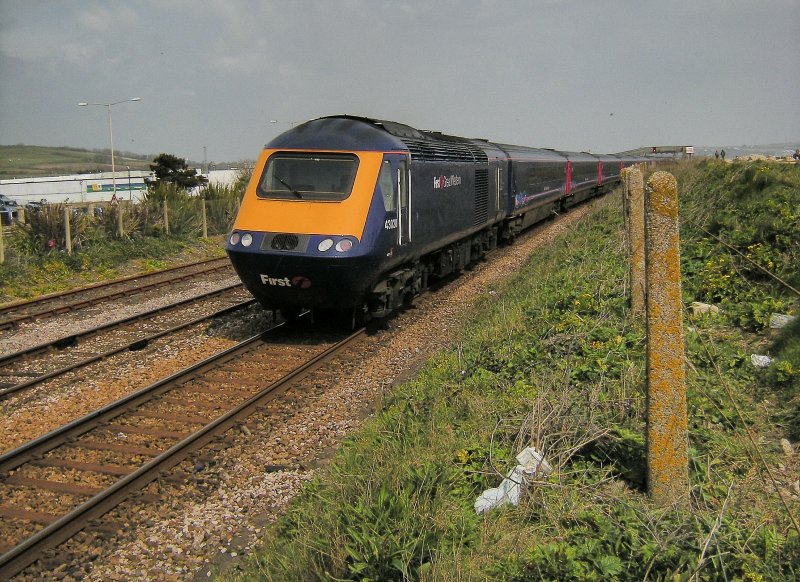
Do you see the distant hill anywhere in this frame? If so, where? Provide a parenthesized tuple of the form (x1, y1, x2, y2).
(0, 145, 155, 180)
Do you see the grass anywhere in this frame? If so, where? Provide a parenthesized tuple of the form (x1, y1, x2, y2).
(0, 235, 226, 302)
(224, 160, 799, 581)
(0, 181, 243, 302)
(0, 144, 153, 179)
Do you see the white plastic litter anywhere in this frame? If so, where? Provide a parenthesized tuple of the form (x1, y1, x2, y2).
(750, 354, 772, 368)
(770, 313, 797, 329)
(474, 446, 553, 514)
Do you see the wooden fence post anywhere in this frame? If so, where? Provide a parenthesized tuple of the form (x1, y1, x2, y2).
(163, 199, 170, 235)
(622, 166, 646, 315)
(0, 214, 5, 264)
(64, 205, 72, 255)
(117, 201, 124, 239)
(201, 197, 208, 238)
(644, 171, 689, 506)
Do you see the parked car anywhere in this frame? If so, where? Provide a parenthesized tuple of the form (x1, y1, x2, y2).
(0, 194, 19, 225)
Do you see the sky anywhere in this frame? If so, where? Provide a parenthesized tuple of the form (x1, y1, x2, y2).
(1, 0, 798, 164)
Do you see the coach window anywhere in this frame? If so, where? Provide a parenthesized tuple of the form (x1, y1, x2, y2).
(378, 160, 396, 212)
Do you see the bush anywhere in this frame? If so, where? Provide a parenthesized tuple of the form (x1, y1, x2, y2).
(680, 161, 799, 330)
(17, 203, 90, 252)
(204, 182, 244, 235)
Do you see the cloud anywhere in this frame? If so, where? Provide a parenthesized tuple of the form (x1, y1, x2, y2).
(78, 5, 119, 32)
(1, 0, 797, 160)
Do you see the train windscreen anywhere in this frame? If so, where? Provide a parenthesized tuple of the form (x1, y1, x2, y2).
(257, 152, 359, 201)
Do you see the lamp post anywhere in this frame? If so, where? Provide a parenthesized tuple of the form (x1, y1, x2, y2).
(78, 98, 141, 202)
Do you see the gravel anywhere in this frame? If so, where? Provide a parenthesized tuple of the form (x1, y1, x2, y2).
(0, 290, 270, 455)
(0, 273, 244, 356)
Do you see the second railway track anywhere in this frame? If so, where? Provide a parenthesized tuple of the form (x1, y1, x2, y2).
(0, 320, 366, 578)
(0, 256, 232, 331)
(0, 282, 255, 400)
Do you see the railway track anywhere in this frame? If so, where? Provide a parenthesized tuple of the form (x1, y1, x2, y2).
(0, 320, 365, 578)
(0, 283, 253, 401)
(0, 257, 232, 331)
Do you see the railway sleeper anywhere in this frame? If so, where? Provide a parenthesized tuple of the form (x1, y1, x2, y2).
(3, 475, 103, 497)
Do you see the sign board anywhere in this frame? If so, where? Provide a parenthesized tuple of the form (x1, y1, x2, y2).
(86, 183, 146, 193)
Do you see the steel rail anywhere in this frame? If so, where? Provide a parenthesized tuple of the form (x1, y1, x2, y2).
(0, 325, 366, 578)
(0, 257, 231, 330)
(0, 298, 257, 401)
(0, 281, 244, 367)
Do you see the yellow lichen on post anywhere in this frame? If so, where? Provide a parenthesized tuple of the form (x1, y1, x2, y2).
(622, 167, 645, 315)
(645, 171, 689, 506)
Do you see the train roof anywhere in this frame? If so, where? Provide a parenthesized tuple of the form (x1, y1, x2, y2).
(266, 116, 408, 151)
(491, 143, 568, 162)
(266, 116, 623, 164)
(562, 151, 601, 162)
(267, 115, 489, 163)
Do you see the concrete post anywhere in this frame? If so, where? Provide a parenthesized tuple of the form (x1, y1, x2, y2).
(644, 171, 689, 505)
(622, 167, 646, 315)
(64, 205, 72, 255)
(0, 214, 5, 264)
(17, 207, 25, 225)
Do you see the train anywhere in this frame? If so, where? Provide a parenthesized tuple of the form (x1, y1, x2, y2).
(226, 115, 647, 325)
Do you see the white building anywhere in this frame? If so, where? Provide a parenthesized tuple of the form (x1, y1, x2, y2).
(0, 170, 151, 205)
(0, 168, 245, 206)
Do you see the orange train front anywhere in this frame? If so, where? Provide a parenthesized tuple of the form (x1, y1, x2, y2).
(226, 115, 640, 323)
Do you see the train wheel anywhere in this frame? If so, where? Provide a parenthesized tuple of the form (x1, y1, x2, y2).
(344, 305, 368, 330)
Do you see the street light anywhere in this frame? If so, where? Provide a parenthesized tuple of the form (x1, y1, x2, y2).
(78, 97, 141, 201)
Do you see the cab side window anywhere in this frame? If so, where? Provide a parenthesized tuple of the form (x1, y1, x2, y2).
(379, 160, 396, 212)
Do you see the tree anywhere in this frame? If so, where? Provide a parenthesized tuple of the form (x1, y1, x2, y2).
(149, 153, 208, 190)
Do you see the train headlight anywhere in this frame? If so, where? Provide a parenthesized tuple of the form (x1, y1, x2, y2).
(229, 232, 241, 246)
(318, 238, 334, 252)
(335, 239, 353, 252)
(241, 233, 253, 247)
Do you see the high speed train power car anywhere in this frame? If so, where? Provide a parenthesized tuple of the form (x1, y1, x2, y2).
(226, 115, 645, 324)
